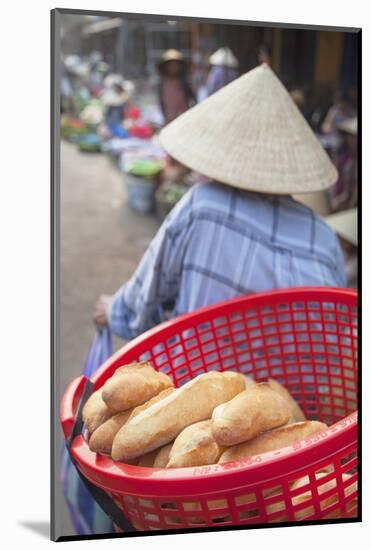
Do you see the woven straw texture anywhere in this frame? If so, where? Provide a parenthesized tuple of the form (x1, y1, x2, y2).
(159, 64, 338, 194)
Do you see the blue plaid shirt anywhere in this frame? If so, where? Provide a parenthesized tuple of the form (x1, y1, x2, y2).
(109, 182, 346, 340)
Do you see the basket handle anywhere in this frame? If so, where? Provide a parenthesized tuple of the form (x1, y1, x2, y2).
(63, 377, 137, 534)
(60, 375, 88, 439)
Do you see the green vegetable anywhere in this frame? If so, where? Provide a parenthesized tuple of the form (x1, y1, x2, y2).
(126, 159, 163, 178)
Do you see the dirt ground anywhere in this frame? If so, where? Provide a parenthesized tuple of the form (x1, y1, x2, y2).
(56, 141, 160, 537)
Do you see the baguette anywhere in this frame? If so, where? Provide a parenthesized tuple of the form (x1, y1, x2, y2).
(82, 388, 115, 434)
(244, 375, 256, 388)
(122, 390, 177, 465)
(267, 378, 306, 423)
(111, 371, 246, 461)
(167, 420, 224, 468)
(129, 387, 176, 420)
(137, 449, 159, 467)
(153, 443, 173, 468)
(138, 442, 175, 468)
(88, 409, 133, 454)
(102, 362, 173, 412)
(218, 420, 327, 463)
(212, 383, 292, 446)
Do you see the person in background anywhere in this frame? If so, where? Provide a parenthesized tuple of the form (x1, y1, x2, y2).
(206, 47, 239, 96)
(325, 208, 357, 288)
(94, 65, 345, 338)
(60, 62, 73, 114)
(321, 90, 355, 138)
(101, 82, 129, 126)
(157, 49, 195, 124)
(328, 117, 358, 213)
(89, 56, 109, 97)
(257, 44, 272, 66)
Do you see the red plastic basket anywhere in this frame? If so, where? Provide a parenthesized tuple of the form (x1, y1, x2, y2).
(61, 287, 358, 530)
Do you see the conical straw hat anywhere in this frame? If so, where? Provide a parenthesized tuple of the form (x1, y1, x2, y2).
(325, 208, 357, 246)
(337, 117, 357, 135)
(159, 64, 338, 194)
(209, 47, 239, 68)
(159, 49, 185, 64)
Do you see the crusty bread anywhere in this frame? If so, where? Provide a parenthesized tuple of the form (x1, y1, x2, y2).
(128, 387, 176, 420)
(244, 375, 256, 388)
(153, 443, 173, 468)
(111, 371, 246, 461)
(88, 409, 133, 454)
(137, 449, 159, 467)
(101, 362, 173, 412)
(167, 420, 224, 468)
(138, 442, 176, 468)
(82, 388, 115, 434)
(218, 420, 328, 463)
(212, 383, 292, 446)
(267, 378, 306, 423)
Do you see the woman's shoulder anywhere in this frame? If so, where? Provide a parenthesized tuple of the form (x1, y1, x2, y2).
(190, 181, 237, 208)
(164, 181, 234, 226)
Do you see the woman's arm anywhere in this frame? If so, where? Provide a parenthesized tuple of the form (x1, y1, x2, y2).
(103, 197, 193, 340)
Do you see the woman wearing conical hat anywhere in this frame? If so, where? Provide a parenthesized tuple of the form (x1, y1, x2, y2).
(94, 65, 346, 340)
(157, 49, 196, 124)
(206, 46, 239, 96)
(328, 117, 358, 212)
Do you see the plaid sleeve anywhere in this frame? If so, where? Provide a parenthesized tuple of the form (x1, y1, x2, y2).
(108, 200, 192, 340)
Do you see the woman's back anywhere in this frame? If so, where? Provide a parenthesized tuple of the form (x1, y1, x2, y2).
(172, 182, 346, 315)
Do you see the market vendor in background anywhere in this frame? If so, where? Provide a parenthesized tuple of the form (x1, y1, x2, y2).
(327, 117, 358, 213)
(321, 90, 355, 140)
(101, 76, 131, 126)
(206, 47, 239, 96)
(88, 51, 109, 97)
(94, 64, 346, 339)
(157, 49, 196, 124)
(60, 61, 73, 114)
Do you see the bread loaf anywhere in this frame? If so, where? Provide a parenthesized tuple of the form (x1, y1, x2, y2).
(219, 420, 327, 463)
(129, 387, 176, 420)
(137, 449, 159, 467)
(167, 420, 224, 468)
(138, 442, 176, 468)
(82, 388, 115, 434)
(267, 378, 306, 423)
(153, 443, 173, 468)
(102, 362, 173, 412)
(88, 409, 133, 454)
(111, 371, 246, 461)
(212, 383, 292, 446)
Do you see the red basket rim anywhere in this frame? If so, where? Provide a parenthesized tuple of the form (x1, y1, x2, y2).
(61, 287, 358, 496)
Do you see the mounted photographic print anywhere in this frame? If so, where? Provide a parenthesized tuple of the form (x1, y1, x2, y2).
(51, 7, 360, 542)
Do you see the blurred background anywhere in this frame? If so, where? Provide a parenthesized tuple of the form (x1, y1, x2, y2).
(58, 12, 358, 536)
